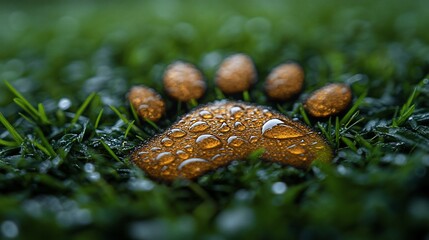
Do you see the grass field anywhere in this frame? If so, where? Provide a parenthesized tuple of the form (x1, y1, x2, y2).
(1, 0, 429, 239)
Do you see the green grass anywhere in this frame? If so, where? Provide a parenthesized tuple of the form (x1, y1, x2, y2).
(1, 0, 429, 239)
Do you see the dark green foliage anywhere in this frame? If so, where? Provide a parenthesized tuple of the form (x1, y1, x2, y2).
(1, 0, 429, 239)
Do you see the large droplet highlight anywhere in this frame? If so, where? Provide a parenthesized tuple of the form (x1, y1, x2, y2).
(189, 121, 209, 132)
(168, 128, 187, 138)
(178, 158, 209, 170)
(230, 106, 244, 118)
(227, 136, 245, 147)
(156, 152, 175, 165)
(261, 119, 304, 139)
(219, 122, 231, 132)
(199, 110, 213, 119)
(196, 134, 222, 149)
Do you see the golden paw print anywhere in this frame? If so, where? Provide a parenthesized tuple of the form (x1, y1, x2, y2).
(128, 53, 352, 181)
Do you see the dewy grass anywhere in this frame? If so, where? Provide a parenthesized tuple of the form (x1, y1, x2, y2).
(0, 112, 23, 144)
(0, 0, 429, 239)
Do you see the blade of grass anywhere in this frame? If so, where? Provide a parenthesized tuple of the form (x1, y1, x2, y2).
(243, 91, 251, 101)
(5, 81, 39, 117)
(340, 91, 366, 125)
(214, 87, 225, 99)
(317, 122, 333, 144)
(18, 113, 36, 125)
(0, 112, 24, 144)
(13, 98, 38, 120)
(144, 118, 160, 131)
(129, 100, 140, 124)
(341, 136, 357, 152)
(109, 105, 149, 137)
(38, 103, 51, 124)
(355, 135, 373, 150)
(335, 117, 340, 148)
(35, 128, 56, 157)
(0, 139, 19, 147)
(109, 105, 130, 124)
(392, 78, 425, 127)
(94, 109, 104, 129)
(72, 92, 96, 124)
(299, 104, 311, 126)
(100, 139, 121, 162)
(33, 141, 52, 156)
(189, 99, 198, 108)
(124, 120, 135, 138)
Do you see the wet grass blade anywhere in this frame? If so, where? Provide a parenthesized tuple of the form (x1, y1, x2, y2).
(243, 91, 251, 101)
(144, 118, 160, 131)
(299, 104, 311, 126)
(110, 105, 149, 137)
(189, 99, 198, 108)
(35, 128, 56, 157)
(100, 139, 121, 162)
(94, 109, 104, 129)
(392, 79, 425, 127)
(341, 91, 366, 125)
(72, 92, 96, 124)
(5, 81, 39, 118)
(38, 103, 51, 125)
(0, 112, 24, 144)
(341, 136, 357, 151)
(0, 139, 19, 147)
(124, 120, 135, 138)
(13, 98, 38, 120)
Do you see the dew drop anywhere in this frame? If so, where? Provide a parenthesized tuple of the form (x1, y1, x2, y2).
(249, 136, 258, 143)
(234, 122, 246, 131)
(199, 110, 213, 119)
(263, 109, 272, 117)
(178, 158, 209, 170)
(271, 181, 287, 194)
(196, 134, 222, 149)
(219, 122, 231, 132)
(184, 145, 194, 152)
(156, 152, 175, 165)
(151, 147, 161, 152)
(189, 121, 209, 132)
(261, 119, 304, 139)
(168, 128, 187, 138)
(138, 151, 149, 156)
(161, 137, 174, 147)
(287, 145, 306, 155)
(227, 136, 245, 147)
(176, 150, 189, 159)
(230, 106, 244, 118)
(211, 154, 226, 161)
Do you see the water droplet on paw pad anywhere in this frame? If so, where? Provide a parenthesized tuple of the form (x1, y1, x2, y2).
(262, 119, 304, 139)
(131, 100, 332, 181)
(189, 121, 210, 132)
(196, 134, 222, 149)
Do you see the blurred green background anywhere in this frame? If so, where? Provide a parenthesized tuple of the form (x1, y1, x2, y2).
(1, 0, 429, 239)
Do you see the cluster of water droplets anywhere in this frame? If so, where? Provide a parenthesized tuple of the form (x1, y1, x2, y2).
(132, 101, 331, 180)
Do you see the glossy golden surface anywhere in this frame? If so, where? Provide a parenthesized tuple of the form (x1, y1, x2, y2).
(304, 83, 352, 117)
(131, 100, 332, 181)
(128, 86, 165, 122)
(265, 63, 304, 100)
(215, 53, 257, 94)
(163, 61, 206, 101)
